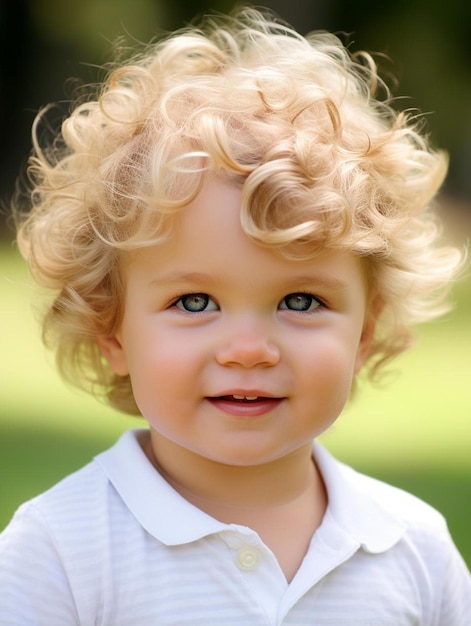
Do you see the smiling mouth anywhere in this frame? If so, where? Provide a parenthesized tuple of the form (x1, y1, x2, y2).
(207, 394, 283, 417)
(215, 394, 280, 403)
(209, 393, 282, 405)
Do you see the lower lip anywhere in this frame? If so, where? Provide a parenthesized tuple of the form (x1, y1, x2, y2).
(207, 397, 284, 418)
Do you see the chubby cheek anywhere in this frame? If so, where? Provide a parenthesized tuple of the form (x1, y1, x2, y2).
(297, 336, 359, 411)
(124, 335, 198, 420)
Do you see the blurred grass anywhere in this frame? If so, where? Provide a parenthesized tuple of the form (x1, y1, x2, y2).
(1, 233, 470, 568)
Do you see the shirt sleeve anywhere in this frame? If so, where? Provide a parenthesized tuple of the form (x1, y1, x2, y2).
(0, 504, 79, 626)
(437, 535, 471, 626)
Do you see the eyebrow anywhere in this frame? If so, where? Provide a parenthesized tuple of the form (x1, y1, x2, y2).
(149, 271, 348, 291)
(148, 272, 221, 287)
(283, 275, 348, 291)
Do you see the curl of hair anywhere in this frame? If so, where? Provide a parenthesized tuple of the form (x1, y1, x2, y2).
(14, 8, 465, 415)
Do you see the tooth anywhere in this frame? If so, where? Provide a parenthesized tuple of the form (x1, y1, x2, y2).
(232, 395, 259, 401)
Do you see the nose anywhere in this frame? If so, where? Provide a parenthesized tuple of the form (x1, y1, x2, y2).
(215, 318, 281, 368)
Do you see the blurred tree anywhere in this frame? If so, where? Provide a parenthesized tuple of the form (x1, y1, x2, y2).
(0, 0, 82, 239)
(333, 0, 471, 195)
(0, 1, 40, 238)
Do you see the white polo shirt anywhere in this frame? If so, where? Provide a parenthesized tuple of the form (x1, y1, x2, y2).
(1, 429, 469, 625)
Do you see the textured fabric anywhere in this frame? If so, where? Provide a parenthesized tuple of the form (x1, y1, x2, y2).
(1, 429, 469, 625)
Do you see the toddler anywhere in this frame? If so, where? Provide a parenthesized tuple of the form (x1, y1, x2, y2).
(1, 7, 469, 625)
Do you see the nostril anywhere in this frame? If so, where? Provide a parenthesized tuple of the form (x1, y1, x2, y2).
(215, 338, 280, 368)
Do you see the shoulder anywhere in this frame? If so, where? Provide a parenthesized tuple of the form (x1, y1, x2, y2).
(340, 461, 448, 530)
(315, 442, 447, 530)
(314, 442, 455, 557)
(0, 460, 114, 623)
(344, 463, 471, 622)
(1, 430, 145, 543)
(0, 459, 111, 552)
(0, 433, 148, 622)
(0, 431, 145, 552)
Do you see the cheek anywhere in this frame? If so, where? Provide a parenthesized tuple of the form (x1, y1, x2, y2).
(123, 332, 200, 409)
(298, 334, 360, 395)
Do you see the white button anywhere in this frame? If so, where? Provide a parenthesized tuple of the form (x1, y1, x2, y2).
(236, 545, 260, 571)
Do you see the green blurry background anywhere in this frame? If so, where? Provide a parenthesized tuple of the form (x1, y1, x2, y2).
(1, 0, 470, 568)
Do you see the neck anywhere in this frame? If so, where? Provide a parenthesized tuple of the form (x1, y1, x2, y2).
(144, 430, 323, 519)
(144, 430, 328, 583)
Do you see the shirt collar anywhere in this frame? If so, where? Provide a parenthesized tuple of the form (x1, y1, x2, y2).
(313, 441, 406, 553)
(95, 429, 406, 552)
(95, 429, 229, 545)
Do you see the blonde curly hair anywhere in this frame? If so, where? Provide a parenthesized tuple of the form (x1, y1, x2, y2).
(15, 8, 464, 415)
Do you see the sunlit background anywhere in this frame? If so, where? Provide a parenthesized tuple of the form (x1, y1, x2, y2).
(1, 0, 470, 567)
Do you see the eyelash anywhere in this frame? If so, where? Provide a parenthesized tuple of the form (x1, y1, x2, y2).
(174, 293, 218, 313)
(279, 292, 325, 312)
(171, 291, 326, 313)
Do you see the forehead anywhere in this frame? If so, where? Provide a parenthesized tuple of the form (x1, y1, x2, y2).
(122, 176, 367, 295)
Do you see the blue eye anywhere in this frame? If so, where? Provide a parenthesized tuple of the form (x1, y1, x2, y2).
(279, 292, 321, 312)
(175, 294, 218, 312)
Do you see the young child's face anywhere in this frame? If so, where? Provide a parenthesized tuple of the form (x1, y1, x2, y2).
(100, 175, 373, 468)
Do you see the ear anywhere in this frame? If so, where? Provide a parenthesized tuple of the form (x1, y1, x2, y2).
(354, 297, 381, 375)
(354, 318, 375, 374)
(96, 334, 130, 377)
